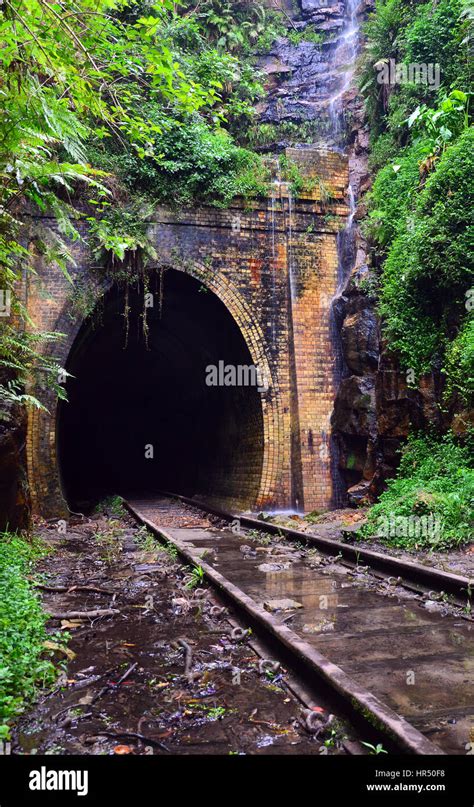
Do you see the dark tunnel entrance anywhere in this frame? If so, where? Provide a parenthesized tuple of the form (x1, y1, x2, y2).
(57, 271, 265, 512)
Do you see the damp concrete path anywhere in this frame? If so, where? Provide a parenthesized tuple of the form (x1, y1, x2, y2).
(129, 498, 474, 754)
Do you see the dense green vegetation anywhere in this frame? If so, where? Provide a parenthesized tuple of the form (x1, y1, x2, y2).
(91, 116, 268, 207)
(0, 533, 60, 738)
(362, 434, 473, 549)
(0, 0, 284, 416)
(369, 125, 473, 380)
(362, 0, 473, 392)
(361, 0, 473, 548)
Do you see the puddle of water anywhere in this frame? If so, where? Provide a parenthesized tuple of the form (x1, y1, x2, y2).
(155, 514, 474, 755)
(14, 514, 346, 757)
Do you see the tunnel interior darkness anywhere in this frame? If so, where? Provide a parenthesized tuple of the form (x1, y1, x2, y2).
(57, 271, 265, 511)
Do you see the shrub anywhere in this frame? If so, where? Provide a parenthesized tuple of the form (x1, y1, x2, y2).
(443, 317, 474, 405)
(93, 114, 269, 206)
(365, 138, 432, 249)
(414, 127, 474, 293)
(0, 534, 57, 738)
(403, 0, 465, 89)
(361, 434, 474, 550)
(376, 128, 474, 375)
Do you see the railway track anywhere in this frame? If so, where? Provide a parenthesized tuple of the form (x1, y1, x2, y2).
(124, 495, 474, 756)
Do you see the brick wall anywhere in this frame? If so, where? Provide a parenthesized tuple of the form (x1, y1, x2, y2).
(24, 147, 349, 516)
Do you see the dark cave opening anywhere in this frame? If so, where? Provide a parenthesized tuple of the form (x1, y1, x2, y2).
(57, 271, 264, 512)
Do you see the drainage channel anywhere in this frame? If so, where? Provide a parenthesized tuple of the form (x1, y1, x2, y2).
(124, 496, 473, 755)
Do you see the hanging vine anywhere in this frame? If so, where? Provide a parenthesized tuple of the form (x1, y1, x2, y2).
(87, 200, 158, 348)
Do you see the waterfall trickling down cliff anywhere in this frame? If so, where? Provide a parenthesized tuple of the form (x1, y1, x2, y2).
(328, 0, 363, 506)
(257, 0, 364, 145)
(328, 0, 362, 137)
(257, 0, 367, 512)
(330, 181, 357, 506)
(320, 0, 363, 358)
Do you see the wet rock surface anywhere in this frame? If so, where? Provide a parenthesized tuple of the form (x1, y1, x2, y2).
(341, 307, 378, 375)
(14, 508, 340, 756)
(0, 373, 30, 531)
(258, 38, 335, 124)
(331, 375, 377, 438)
(255, 0, 371, 142)
(330, 263, 457, 503)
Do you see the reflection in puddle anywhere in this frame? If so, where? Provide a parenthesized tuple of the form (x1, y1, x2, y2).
(174, 525, 474, 754)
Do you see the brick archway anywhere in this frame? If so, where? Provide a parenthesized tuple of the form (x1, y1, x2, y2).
(27, 265, 282, 517)
(25, 147, 349, 517)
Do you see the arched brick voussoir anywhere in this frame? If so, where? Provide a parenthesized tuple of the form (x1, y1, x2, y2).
(27, 266, 283, 517)
(26, 274, 112, 517)
(166, 260, 284, 510)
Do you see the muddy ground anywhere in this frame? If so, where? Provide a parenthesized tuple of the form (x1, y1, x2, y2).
(13, 507, 347, 756)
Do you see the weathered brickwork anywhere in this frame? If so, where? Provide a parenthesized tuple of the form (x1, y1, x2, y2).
(24, 147, 349, 516)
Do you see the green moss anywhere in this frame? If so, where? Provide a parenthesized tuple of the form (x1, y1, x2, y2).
(347, 453, 356, 470)
(443, 317, 474, 405)
(287, 27, 325, 46)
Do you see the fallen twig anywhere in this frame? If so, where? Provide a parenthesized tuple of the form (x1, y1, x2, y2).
(71, 663, 122, 690)
(248, 708, 277, 727)
(177, 639, 193, 677)
(47, 609, 120, 620)
(60, 711, 93, 729)
(32, 582, 114, 595)
(115, 661, 138, 687)
(69, 584, 115, 595)
(92, 661, 138, 704)
(53, 703, 91, 722)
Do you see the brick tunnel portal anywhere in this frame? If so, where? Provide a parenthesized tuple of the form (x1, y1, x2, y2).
(57, 271, 265, 512)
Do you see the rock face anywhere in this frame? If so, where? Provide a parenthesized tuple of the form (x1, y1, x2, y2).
(341, 305, 378, 374)
(331, 266, 450, 505)
(325, 0, 469, 505)
(332, 375, 377, 438)
(256, 0, 369, 140)
(257, 37, 336, 125)
(0, 373, 30, 531)
(301, 0, 329, 11)
(331, 268, 379, 502)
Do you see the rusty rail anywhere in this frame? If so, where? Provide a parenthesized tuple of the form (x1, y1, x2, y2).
(158, 491, 472, 607)
(125, 498, 446, 755)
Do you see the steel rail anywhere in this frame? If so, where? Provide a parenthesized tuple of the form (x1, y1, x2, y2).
(125, 498, 445, 756)
(158, 491, 472, 607)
